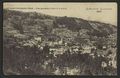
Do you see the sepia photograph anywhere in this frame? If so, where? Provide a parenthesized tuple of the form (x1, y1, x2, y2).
(3, 3, 117, 75)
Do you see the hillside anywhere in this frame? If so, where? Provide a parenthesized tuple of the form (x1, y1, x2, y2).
(3, 9, 117, 75)
(3, 9, 117, 36)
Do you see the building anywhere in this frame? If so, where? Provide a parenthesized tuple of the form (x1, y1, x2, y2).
(34, 37, 42, 42)
(81, 45, 92, 54)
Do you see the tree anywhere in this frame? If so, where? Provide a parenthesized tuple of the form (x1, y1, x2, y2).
(42, 44, 50, 58)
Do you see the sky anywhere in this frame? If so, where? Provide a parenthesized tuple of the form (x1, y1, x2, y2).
(4, 2, 117, 26)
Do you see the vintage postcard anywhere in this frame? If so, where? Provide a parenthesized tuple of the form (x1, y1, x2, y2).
(3, 2, 117, 75)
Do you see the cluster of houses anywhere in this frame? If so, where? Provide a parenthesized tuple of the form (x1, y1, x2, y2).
(21, 34, 116, 56)
(20, 34, 116, 68)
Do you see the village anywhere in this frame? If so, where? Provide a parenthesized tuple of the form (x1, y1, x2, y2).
(17, 33, 116, 69)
